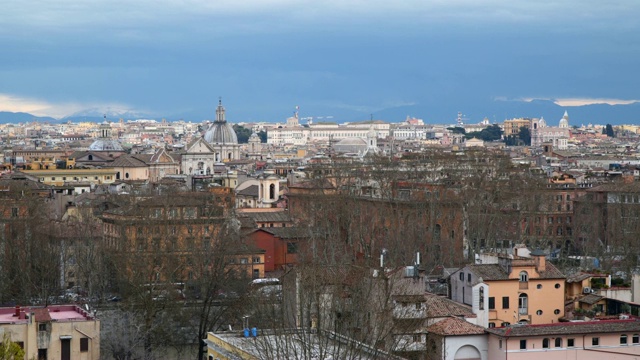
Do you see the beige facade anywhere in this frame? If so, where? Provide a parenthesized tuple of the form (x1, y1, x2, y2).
(22, 169, 117, 186)
(0, 305, 100, 360)
(487, 319, 640, 359)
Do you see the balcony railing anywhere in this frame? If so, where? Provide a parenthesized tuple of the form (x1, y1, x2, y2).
(518, 307, 528, 315)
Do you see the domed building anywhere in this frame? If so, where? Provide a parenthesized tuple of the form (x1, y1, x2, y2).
(203, 99, 240, 162)
(559, 111, 570, 128)
(89, 119, 124, 151)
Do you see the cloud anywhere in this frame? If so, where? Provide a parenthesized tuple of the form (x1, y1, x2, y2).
(2, 0, 638, 39)
(0, 93, 135, 119)
(520, 97, 640, 106)
(552, 98, 640, 107)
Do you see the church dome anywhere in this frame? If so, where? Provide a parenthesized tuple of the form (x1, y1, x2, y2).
(203, 99, 238, 144)
(89, 139, 124, 151)
(204, 122, 238, 144)
(89, 118, 124, 151)
(559, 110, 569, 128)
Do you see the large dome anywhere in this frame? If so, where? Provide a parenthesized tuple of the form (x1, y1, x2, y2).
(204, 122, 238, 144)
(89, 139, 124, 151)
(203, 99, 238, 144)
(89, 120, 124, 151)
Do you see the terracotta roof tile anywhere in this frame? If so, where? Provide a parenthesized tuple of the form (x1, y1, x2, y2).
(427, 317, 485, 336)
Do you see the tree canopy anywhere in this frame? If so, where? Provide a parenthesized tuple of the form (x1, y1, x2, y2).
(466, 124, 502, 141)
(232, 125, 252, 143)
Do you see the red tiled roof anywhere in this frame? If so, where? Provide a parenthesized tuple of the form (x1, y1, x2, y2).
(427, 317, 485, 336)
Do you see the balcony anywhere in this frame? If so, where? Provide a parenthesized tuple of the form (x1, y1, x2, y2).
(393, 306, 427, 319)
(518, 307, 528, 315)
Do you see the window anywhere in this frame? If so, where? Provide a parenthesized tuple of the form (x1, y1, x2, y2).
(467, 273, 471, 282)
(555, 338, 562, 348)
(479, 287, 484, 310)
(253, 257, 261, 263)
(520, 339, 527, 350)
(621, 334, 628, 345)
(537, 284, 542, 289)
(39, 323, 47, 331)
(536, 310, 543, 315)
(633, 334, 639, 344)
(240, 258, 248, 264)
(501, 322, 510, 327)
(518, 294, 528, 315)
(519, 271, 528, 282)
(80, 338, 89, 352)
(543, 338, 550, 349)
(555, 283, 561, 289)
(502, 296, 509, 309)
(287, 242, 298, 254)
(413, 334, 421, 342)
(459, 272, 464, 281)
(489, 297, 495, 310)
(554, 309, 561, 315)
(592, 337, 599, 346)
(499, 339, 502, 348)
(11, 207, 18, 218)
(489, 322, 496, 328)
(567, 338, 575, 347)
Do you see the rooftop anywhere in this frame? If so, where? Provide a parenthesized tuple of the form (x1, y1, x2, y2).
(0, 305, 96, 324)
(487, 318, 640, 337)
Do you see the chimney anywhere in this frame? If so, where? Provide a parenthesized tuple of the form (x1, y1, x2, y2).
(531, 249, 546, 272)
(14, 305, 20, 317)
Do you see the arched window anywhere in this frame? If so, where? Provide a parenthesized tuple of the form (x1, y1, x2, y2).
(116, 172, 121, 180)
(434, 224, 441, 242)
(519, 271, 528, 282)
(543, 338, 550, 348)
(479, 287, 484, 310)
(228, 152, 232, 160)
(555, 338, 562, 348)
(88, 155, 93, 161)
(269, 184, 275, 199)
(518, 293, 528, 314)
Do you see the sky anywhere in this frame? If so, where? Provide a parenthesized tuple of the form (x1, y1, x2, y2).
(1, 0, 639, 122)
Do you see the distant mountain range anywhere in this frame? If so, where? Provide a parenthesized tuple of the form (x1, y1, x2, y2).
(1, 99, 639, 125)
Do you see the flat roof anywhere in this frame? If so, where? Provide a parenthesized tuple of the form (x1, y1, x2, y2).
(0, 305, 96, 324)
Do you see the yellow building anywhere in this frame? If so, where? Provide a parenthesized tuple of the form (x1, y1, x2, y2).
(503, 118, 532, 136)
(0, 305, 100, 360)
(21, 169, 117, 186)
(451, 248, 566, 327)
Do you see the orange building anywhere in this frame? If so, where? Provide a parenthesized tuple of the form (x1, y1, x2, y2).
(451, 247, 566, 327)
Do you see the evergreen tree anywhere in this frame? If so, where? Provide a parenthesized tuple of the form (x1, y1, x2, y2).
(605, 124, 615, 137)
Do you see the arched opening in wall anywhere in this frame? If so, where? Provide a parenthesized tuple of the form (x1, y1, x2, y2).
(116, 172, 121, 180)
(270, 184, 275, 200)
(518, 293, 528, 315)
(88, 155, 93, 161)
(228, 153, 232, 160)
(454, 345, 481, 360)
(434, 224, 441, 242)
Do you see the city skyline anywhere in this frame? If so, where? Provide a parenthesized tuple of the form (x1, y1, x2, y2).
(1, 1, 639, 122)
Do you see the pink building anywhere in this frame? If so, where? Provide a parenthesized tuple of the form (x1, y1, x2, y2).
(487, 318, 640, 359)
(0, 304, 100, 360)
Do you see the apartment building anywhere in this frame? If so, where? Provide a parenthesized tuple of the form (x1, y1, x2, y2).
(0, 305, 100, 360)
